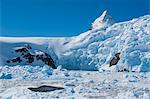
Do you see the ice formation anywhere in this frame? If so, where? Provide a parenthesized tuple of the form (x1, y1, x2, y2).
(0, 11, 150, 99)
(59, 14, 150, 72)
(90, 10, 114, 30)
(0, 11, 150, 72)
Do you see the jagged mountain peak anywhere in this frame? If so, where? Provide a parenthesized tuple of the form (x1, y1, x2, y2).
(90, 10, 114, 30)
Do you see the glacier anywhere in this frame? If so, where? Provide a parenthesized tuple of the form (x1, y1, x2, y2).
(61, 15, 150, 72)
(0, 12, 150, 72)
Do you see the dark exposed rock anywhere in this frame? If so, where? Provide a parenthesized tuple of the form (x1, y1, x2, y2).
(6, 60, 10, 63)
(89, 27, 92, 30)
(11, 57, 22, 63)
(23, 53, 34, 59)
(118, 68, 129, 72)
(35, 52, 56, 69)
(15, 44, 31, 54)
(118, 70, 123, 72)
(21, 53, 24, 56)
(118, 69, 135, 72)
(124, 68, 129, 72)
(28, 85, 64, 92)
(131, 71, 136, 72)
(109, 53, 120, 67)
(15, 47, 28, 53)
(7, 44, 57, 69)
(36, 54, 43, 60)
(23, 53, 34, 63)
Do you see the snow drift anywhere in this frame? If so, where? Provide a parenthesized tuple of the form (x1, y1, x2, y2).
(0, 11, 150, 72)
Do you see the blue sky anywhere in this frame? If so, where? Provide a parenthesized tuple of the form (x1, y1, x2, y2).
(0, 0, 149, 37)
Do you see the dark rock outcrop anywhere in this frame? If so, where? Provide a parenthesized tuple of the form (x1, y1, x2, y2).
(36, 52, 56, 69)
(118, 68, 129, 72)
(23, 53, 34, 64)
(15, 47, 28, 53)
(11, 57, 22, 63)
(109, 53, 120, 67)
(6, 44, 57, 69)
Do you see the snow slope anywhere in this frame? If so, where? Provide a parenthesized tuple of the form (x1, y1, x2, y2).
(59, 15, 150, 72)
(0, 11, 150, 72)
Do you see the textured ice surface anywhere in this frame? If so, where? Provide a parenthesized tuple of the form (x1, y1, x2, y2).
(0, 65, 53, 79)
(0, 70, 150, 99)
(0, 15, 150, 72)
(91, 10, 114, 30)
(60, 15, 150, 72)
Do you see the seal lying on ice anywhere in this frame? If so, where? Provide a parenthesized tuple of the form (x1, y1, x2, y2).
(28, 85, 64, 92)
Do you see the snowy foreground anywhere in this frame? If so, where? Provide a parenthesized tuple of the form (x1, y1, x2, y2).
(0, 67, 150, 99)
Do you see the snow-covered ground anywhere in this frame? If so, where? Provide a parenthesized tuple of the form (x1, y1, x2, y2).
(0, 68, 150, 99)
